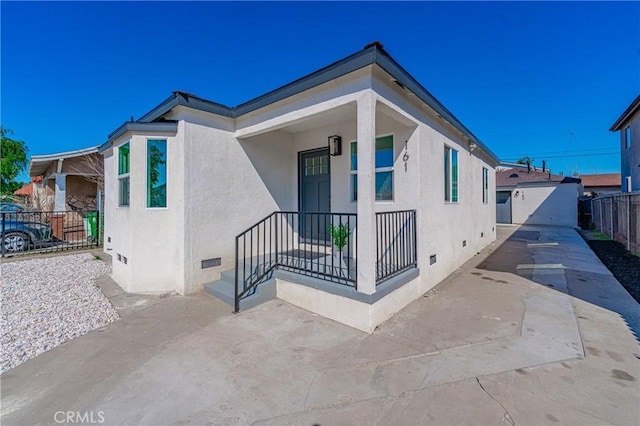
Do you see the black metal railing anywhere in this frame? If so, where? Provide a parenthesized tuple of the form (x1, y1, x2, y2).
(1, 209, 101, 257)
(375, 210, 417, 284)
(234, 211, 357, 313)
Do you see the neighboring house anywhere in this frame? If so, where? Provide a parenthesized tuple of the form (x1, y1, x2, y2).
(610, 94, 640, 192)
(13, 176, 50, 206)
(496, 168, 580, 227)
(579, 173, 621, 196)
(99, 42, 499, 332)
(28, 146, 104, 212)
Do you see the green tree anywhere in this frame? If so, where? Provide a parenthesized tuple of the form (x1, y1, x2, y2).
(516, 156, 534, 165)
(0, 127, 29, 195)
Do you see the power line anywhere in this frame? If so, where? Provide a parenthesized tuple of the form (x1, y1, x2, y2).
(501, 152, 618, 160)
(500, 147, 617, 157)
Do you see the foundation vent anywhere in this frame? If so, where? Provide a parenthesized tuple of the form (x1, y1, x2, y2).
(202, 257, 222, 269)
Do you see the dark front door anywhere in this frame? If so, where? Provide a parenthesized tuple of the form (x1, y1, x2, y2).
(299, 148, 331, 242)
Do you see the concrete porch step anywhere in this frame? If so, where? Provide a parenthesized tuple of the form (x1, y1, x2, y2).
(204, 272, 276, 311)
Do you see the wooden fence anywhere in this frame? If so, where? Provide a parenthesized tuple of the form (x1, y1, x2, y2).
(591, 192, 640, 255)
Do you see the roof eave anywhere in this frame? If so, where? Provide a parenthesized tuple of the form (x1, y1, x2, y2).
(105, 44, 499, 164)
(136, 94, 181, 123)
(233, 47, 376, 116)
(137, 93, 233, 123)
(28, 146, 101, 177)
(98, 121, 179, 154)
(610, 94, 640, 131)
(372, 51, 500, 165)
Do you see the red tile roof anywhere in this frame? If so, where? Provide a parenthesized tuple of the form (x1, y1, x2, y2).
(14, 182, 34, 196)
(579, 173, 621, 188)
(13, 177, 43, 196)
(496, 168, 580, 187)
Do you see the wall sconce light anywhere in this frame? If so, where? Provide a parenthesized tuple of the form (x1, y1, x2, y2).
(469, 143, 477, 152)
(328, 135, 342, 156)
(515, 190, 520, 197)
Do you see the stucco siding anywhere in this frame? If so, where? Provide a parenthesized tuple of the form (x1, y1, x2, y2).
(103, 128, 183, 294)
(102, 70, 497, 303)
(177, 111, 296, 291)
(509, 183, 578, 227)
(418, 115, 496, 290)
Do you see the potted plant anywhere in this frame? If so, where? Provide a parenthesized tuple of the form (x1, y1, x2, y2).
(328, 222, 351, 276)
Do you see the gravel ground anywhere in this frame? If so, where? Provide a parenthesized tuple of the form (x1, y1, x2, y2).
(1, 253, 119, 373)
(585, 239, 640, 304)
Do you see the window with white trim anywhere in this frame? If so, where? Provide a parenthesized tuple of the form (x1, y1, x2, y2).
(625, 176, 632, 192)
(482, 167, 489, 204)
(444, 146, 459, 202)
(118, 142, 130, 207)
(350, 135, 394, 201)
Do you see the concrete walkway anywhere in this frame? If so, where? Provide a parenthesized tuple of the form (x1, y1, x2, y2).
(1, 225, 638, 425)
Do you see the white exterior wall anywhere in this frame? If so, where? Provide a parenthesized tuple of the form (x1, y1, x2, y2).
(102, 64, 497, 313)
(103, 128, 184, 294)
(372, 71, 496, 293)
(509, 183, 578, 227)
(167, 108, 297, 290)
(621, 109, 640, 192)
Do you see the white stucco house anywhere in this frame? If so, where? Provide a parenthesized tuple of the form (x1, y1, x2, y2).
(99, 42, 499, 331)
(496, 167, 580, 227)
(610, 94, 640, 192)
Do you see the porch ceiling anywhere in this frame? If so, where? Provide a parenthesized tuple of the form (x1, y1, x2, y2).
(242, 100, 417, 137)
(275, 104, 357, 134)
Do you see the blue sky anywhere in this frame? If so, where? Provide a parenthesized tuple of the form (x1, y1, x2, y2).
(2, 1, 639, 181)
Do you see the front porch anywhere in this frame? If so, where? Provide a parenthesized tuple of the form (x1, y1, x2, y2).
(205, 209, 418, 319)
(205, 90, 423, 329)
(235, 209, 416, 308)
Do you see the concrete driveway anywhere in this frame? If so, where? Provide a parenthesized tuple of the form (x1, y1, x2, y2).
(2, 225, 639, 425)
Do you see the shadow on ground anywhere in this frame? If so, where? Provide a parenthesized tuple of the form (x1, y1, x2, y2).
(477, 226, 640, 341)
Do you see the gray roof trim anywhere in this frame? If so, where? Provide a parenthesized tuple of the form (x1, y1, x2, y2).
(233, 48, 376, 116)
(108, 44, 498, 163)
(138, 92, 233, 123)
(98, 121, 178, 153)
(137, 94, 181, 123)
(610, 94, 640, 131)
(372, 50, 499, 164)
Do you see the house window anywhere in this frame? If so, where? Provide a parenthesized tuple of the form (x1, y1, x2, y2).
(147, 139, 167, 208)
(350, 135, 394, 201)
(444, 146, 459, 202)
(625, 176, 632, 192)
(625, 126, 631, 149)
(482, 167, 489, 204)
(118, 142, 130, 207)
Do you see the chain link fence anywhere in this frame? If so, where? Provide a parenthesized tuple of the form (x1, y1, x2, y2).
(591, 192, 640, 255)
